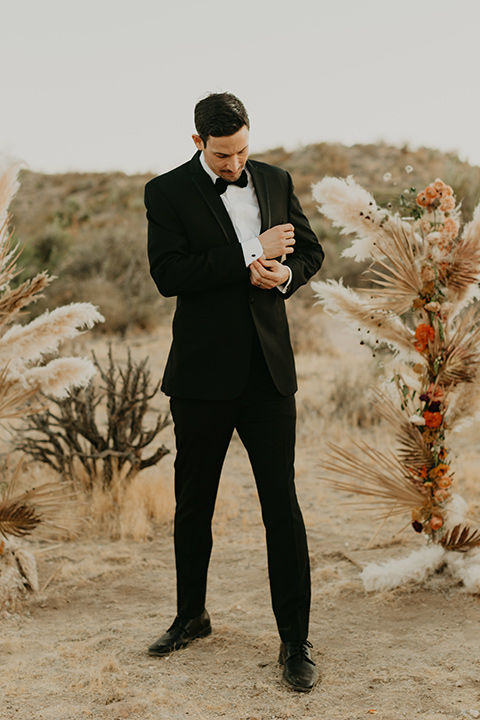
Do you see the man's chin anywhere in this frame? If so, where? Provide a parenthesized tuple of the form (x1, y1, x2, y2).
(221, 171, 244, 182)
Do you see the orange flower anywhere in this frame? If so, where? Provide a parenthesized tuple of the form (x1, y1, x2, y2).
(430, 515, 444, 530)
(414, 323, 435, 352)
(429, 463, 450, 479)
(423, 411, 443, 428)
(416, 191, 429, 207)
(438, 447, 448, 461)
(425, 185, 439, 201)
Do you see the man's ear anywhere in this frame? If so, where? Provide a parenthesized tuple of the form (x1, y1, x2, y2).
(192, 134, 205, 151)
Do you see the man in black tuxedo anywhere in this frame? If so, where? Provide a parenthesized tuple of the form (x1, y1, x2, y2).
(145, 92, 324, 691)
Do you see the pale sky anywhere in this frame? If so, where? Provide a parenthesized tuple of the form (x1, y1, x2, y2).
(2, 0, 479, 176)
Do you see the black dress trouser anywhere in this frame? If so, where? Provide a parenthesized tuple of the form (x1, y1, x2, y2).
(169, 335, 311, 643)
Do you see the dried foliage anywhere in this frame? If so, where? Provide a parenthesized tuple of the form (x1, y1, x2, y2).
(313, 175, 480, 546)
(320, 441, 426, 518)
(17, 348, 170, 490)
(0, 158, 103, 542)
(440, 524, 480, 552)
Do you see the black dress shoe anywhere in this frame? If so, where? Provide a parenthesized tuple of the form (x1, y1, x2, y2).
(278, 640, 318, 691)
(148, 610, 211, 656)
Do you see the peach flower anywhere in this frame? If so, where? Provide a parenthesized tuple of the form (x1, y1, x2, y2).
(434, 488, 450, 503)
(420, 265, 436, 283)
(425, 382, 444, 401)
(433, 179, 446, 192)
(440, 196, 455, 211)
(443, 217, 459, 237)
(438, 476, 452, 489)
(430, 515, 444, 530)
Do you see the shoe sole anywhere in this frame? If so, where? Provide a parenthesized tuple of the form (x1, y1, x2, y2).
(148, 626, 212, 657)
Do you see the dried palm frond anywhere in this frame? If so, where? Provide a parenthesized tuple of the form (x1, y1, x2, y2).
(446, 239, 480, 298)
(358, 224, 424, 315)
(0, 499, 40, 538)
(435, 305, 480, 386)
(320, 441, 426, 517)
(0, 461, 77, 539)
(370, 388, 434, 470)
(446, 204, 480, 300)
(440, 524, 480, 552)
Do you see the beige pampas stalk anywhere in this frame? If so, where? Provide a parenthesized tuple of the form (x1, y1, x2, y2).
(361, 545, 446, 592)
(312, 176, 414, 262)
(22, 357, 97, 398)
(312, 278, 415, 354)
(0, 157, 22, 229)
(0, 157, 104, 555)
(0, 303, 104, 368)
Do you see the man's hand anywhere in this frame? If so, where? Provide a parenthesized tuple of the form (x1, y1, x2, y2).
(249, 257, 290, 290)
(258, 224, 295, 259)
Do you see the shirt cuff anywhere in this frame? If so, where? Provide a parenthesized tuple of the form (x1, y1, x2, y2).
(242, 237, 264, 267)
(277, 266, 292, 294)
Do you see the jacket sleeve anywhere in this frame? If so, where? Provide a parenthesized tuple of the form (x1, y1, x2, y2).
(281, 173, 324, 298)
(145, 182, 248, 297)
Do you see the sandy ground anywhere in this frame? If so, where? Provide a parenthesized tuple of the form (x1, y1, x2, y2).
(2, 320, 480, 720)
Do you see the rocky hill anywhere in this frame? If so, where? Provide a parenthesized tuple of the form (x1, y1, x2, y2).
(10, 142, 480, 332)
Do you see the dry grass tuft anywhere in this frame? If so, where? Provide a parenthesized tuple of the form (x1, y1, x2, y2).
(84, 464, 174, 540)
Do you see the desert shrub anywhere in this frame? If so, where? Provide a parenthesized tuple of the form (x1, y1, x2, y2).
(16, 347, 170, 491)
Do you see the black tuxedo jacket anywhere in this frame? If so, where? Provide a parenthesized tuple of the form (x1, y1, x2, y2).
(145, 152, 324, 401)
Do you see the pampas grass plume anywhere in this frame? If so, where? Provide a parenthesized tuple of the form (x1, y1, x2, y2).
(312, 278, 414, 354)
(0, 157, 22, 229)
(22, 357, 97, 397)
(0, 303, 105, 367)
(361, 545, 446, 592)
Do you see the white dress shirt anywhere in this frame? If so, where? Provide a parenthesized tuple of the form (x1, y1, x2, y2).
(200, 153, 263, 266)
(200, 153, 292, 292)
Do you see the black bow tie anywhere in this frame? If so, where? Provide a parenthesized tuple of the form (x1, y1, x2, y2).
(214, 170, 248, 195)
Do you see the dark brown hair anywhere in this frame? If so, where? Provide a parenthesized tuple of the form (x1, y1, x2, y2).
(194, 92, 249, 144)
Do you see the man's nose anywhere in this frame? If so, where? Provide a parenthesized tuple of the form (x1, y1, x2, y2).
(226, 156, 241, 173)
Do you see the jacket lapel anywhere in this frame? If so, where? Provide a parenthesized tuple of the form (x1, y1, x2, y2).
(189, 152, 238, 245)
(247, 159, 271, 233)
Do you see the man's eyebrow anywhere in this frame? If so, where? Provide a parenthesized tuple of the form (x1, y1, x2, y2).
(214, 145, 248, 157)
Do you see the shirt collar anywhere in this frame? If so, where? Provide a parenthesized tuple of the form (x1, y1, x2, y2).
(199, 152, 220, 183)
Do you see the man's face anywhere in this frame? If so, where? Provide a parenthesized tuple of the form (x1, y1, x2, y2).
(192, 125, 249, 181)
